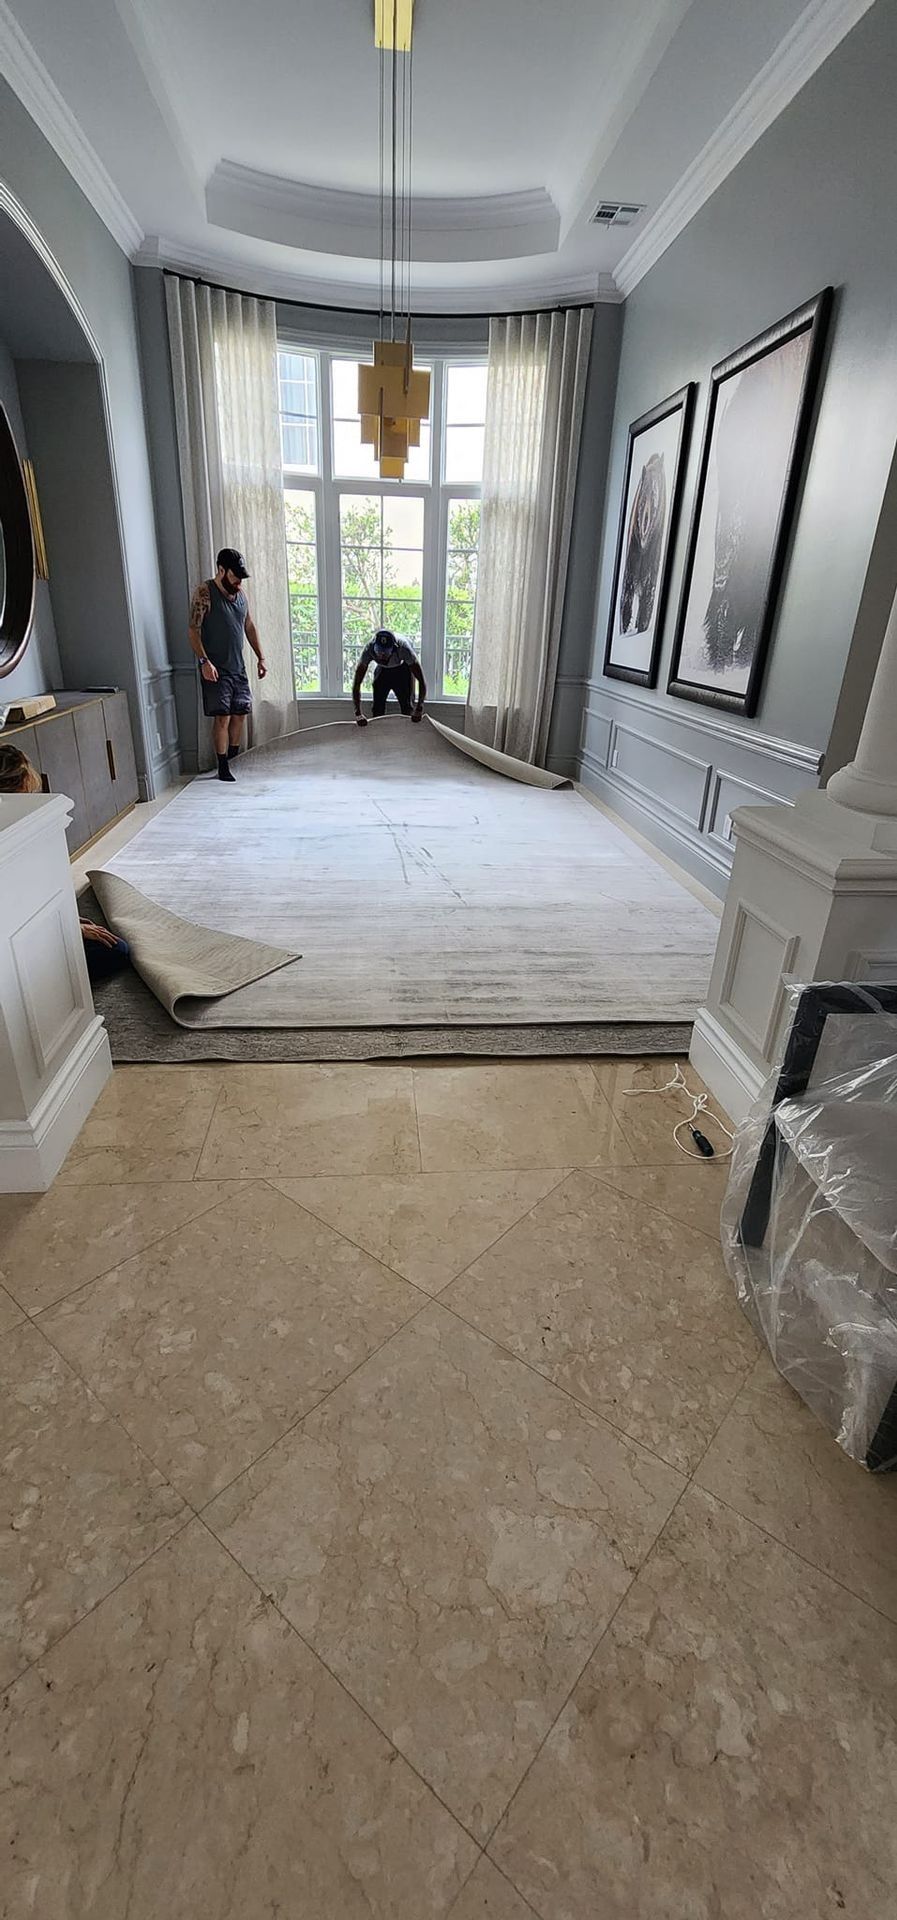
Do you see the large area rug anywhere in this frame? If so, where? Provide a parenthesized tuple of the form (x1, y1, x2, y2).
(89, 716, 718, 1055)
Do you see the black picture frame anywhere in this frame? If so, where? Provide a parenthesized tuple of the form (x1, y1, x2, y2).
(603, 383, 695, 689)
(667, 288, 832, 716)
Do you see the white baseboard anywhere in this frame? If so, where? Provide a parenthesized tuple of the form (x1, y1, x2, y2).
(689, 1008, 766, 1128)
(0, 1017, 112, 1191)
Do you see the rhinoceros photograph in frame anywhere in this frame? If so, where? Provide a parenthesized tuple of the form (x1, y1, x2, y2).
(603, 384, 695, 688)
(667, 288, 832, 716)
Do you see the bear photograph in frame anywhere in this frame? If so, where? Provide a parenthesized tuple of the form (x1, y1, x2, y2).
(603, 383, 695, 688)
(667, 288, 832, 716)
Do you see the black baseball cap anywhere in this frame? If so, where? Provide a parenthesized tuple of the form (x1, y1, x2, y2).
(217, 547, 249, 578)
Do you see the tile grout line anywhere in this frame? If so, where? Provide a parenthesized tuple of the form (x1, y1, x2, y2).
(434, 1285, 693, 1481)
(585, 1164, 727, 1244)
(270, 1166, 572, 1303)
(485, 1380, 897, 1898)
(191, 1075, 229, 1179)
(191, 1505, 489, 1857)
(478, 1466, 698, 1896)
(410, 1065, 425, 1173)
(0, 1510, 197, 1702)
(8, 1180, 256, 1323)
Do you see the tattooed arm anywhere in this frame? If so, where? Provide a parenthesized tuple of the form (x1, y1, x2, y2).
(188, 582, 217, 680)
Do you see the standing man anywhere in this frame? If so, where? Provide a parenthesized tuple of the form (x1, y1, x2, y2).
(352, 628, 426, 726)
(189, 548, 267, 781)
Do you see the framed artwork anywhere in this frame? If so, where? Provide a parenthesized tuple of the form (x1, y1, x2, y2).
(603, 384, 695, 687)
(667, 288, 832, 715)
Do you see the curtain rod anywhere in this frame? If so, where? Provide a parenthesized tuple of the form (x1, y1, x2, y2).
(158, 267, 596, 323)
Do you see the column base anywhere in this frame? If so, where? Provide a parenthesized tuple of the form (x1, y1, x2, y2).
(823, 764, 897, 829)
(0, 1017, 112, 1192)
(689, 1007, 767, 1126)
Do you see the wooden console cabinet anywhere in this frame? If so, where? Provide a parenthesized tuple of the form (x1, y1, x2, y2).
(1, 691, 139, 856)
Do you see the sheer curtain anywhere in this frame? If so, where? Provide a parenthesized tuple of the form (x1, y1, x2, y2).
(466, 307, 592, 765)
(165, 276, 295, 765)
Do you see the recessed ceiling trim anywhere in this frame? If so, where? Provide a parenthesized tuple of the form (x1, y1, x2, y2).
(136, 236, 621, 315)
(615, 0, 875, 297)
(206, 162, 561, 264)
(0, 0, 143, 255)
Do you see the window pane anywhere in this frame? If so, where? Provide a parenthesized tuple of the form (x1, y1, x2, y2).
(445, 425, 485, 484)
(447, 498, 481, 548)
(340, 494, 382, 540)
(282, 417, 318, 472)
(446, 596, 476, 634)
(341, 546, 383, 598)
(331, 357, 363, 416)
(446, 364, 487, 426)
(382, 496, 425, 547)
(279, 352, 318, 474)
(283, 488, 320, 692)
(383, 597, 422, 642)
(443, 636, 473, 698)
(446, 548, 478, 599)
(443, 493, 481, 698)
(333, 416, 381, 480)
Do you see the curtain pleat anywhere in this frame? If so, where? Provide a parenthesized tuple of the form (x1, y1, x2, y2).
(465, 307, 592, 765)
(164, 276, 295, 768)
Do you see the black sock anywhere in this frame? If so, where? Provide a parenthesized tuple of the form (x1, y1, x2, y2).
(217, 753, 235, 782)
(227, 744, 240, 759)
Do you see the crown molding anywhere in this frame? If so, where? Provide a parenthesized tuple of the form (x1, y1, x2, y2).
(614, 0, 875, 298)
(134, 235, 621, 314)
(0, 0, 143, 256)
(206, 161, 561, 264)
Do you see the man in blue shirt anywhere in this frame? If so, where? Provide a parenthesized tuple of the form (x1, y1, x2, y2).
(352, 629, 427, 727)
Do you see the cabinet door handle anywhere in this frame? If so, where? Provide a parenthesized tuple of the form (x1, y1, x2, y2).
(106, 738, 116, 782)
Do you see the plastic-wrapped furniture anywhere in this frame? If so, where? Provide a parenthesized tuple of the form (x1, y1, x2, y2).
(722, 981, 897, 1472)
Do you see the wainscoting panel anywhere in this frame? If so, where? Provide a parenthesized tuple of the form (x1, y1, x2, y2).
(580, 704, 613, 774)
(570, 678, 823, 899)
(143, 667, 182, 795)
(607, 721, 711, 832)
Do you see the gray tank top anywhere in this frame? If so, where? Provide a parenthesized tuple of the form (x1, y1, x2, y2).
(202, 580, 247, 676)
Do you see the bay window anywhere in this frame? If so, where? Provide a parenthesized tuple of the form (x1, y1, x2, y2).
(278, 345, 485, 702)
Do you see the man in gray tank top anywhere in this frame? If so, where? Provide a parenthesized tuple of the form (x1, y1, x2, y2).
(188, 548, 268, 781)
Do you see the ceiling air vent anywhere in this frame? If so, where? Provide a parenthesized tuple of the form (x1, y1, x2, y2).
(591, 201, 644, 228)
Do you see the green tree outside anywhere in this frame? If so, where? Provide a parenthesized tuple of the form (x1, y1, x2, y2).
(283, 493, 481, 698)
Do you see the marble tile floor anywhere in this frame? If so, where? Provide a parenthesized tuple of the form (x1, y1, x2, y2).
(1, 1055, 896, 1918)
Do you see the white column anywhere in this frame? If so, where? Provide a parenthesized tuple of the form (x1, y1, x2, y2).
(828, 581, 897, 815)
(0, 792, 112, 1191)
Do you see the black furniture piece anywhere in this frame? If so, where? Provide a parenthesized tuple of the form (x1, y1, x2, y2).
(738, 979, 897, 1472)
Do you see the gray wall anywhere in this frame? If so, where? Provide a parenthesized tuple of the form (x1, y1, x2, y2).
(573, 1, 897, 894)
(0, 333, 61, 699)
(0, 75, 169, 791)
(17, 361, 135, 698)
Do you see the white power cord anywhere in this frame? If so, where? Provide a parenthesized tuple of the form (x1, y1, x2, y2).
(622, 1062, 735, 1161)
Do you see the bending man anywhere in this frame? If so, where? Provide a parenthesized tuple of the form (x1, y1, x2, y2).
(189, 547, 267, 780)
(353, 629, 426, 727)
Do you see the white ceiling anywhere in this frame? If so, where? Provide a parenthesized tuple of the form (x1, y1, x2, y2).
(0, 0, 875, 309)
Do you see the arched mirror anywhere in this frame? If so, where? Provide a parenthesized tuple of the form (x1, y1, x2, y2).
(0, 402, 36, 678)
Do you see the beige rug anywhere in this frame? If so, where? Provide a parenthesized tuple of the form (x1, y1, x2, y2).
(95, 715, 718, 1030)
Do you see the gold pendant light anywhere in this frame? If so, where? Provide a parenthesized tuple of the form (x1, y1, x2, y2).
(360, 0, 430, 480)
